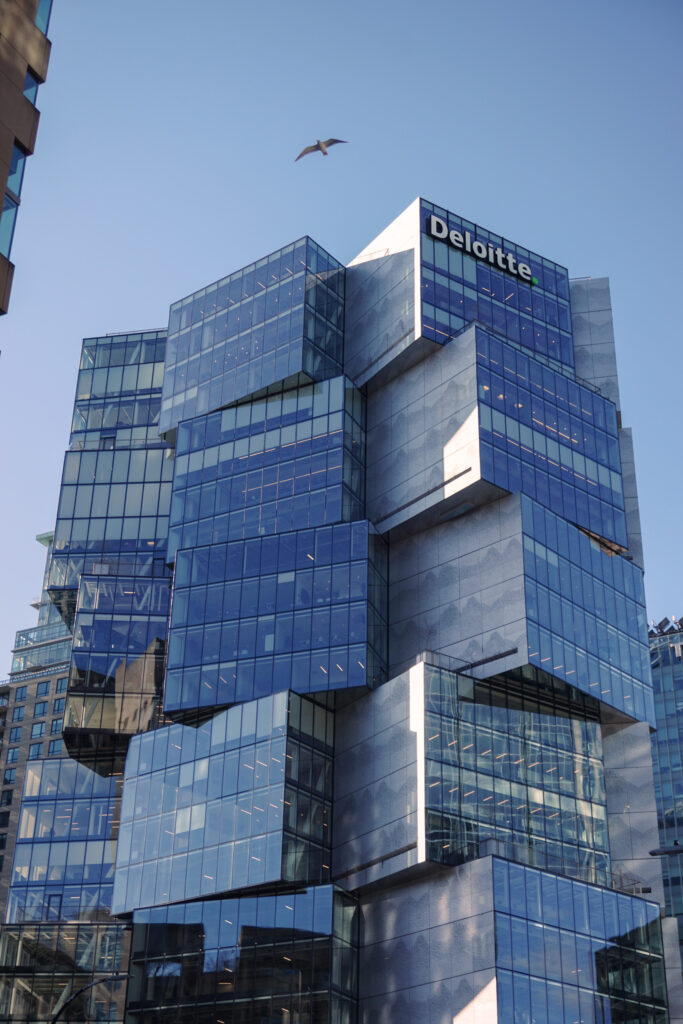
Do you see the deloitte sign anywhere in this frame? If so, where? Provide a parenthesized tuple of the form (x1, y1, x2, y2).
(427, 215, 538, 285)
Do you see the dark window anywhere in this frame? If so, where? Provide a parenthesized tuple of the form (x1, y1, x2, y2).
(0, 193, 18, 259)
(3, 769, 15, 785)
(47, 893, 61, 919)
(23, 70, 39, 104)
(0, 813, 9, 828)
(7, 143, 26, 198)
(0, 791, 11, 807)
(36, 681, 50, 697)
(14, 687, 26, 704)
(28, 743, 42, 760)
(34, 0, 52, 35)
(0, 834, 7, 850)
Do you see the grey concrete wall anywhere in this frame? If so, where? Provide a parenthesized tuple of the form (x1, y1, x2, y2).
(333, 670, 420, 887)
(389, 493, 528, 678)
(358, 856, 496, 1024)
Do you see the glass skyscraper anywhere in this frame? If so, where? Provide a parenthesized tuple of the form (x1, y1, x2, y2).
(650, 617, 683, 979)
(1, 198, 678, 1023)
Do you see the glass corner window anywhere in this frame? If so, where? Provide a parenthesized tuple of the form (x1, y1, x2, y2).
(7, 145, 26, 199)
(34, 0, 52, 35)
(0, 194, 18, 259)
(23, 70, 39, 105)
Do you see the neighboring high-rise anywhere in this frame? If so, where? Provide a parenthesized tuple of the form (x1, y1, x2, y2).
(650, 618, 683, 968)
(1, 198, 679, 1024)
(0, 0, 53, 314)
(0, 533, 71, 921)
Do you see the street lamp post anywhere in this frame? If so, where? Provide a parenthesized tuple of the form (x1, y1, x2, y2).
(50, 972, 130, 1023)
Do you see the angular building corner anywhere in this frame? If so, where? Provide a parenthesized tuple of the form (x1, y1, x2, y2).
(0, 0, 53, 314)
(0, 199, 678, 1024)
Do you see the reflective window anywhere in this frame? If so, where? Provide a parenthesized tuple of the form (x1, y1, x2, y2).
(494, 859, 666, 1024)
(522, 497, 653, 725)
(165, 520, 386, 712)
(23, 70, 39, 104)
(34, 0, 52, 33)
(476, 328, 627, 549)
(126, 886, 357, 1024)
(421, 200, 572, 367)
(423, 664, 609, 885)
(7, 144, 26, 198)
(168, 376, 365, 559)
(0, 194, 18, 259)
(113, 691, 334, 913)
(161, 238, 345, 434)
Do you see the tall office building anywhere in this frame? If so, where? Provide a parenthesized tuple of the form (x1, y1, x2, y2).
(1, 198, 679, 1024)
(650, 618, 683, 967)
(0, 0, 53, 314)
(0, 533, 72, 920)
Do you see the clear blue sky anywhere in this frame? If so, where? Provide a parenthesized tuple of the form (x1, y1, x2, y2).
(1, 0, 681, 671)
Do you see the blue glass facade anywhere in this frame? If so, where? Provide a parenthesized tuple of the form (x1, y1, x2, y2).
(165, 520, 387, 713)
(650, 621, 683, 963)
(522, 497, 653, 724)
(113, 690, 334, 914)
(421, 199, 572, 367)
(8, 758, 119, 925)
(424, 663, 610, 884)
(125, 886, 358, 1024)
(476, 327, 627, 549)
(160, 238, 345, 435)
(49, 331, 172, 618)
(1, 198, 666, 1023)
(494, 858, 667, 1024)
(168, 376, 365, 559)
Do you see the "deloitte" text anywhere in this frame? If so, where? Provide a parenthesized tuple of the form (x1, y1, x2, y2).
(427, 215, 538, 285)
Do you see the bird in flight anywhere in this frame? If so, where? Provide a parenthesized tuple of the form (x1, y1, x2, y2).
(295, 138, 347, 162)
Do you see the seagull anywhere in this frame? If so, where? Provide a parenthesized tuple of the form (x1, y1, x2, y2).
(295, 138, 347, 162)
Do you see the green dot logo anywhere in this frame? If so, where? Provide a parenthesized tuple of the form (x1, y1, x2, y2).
(531, 276, 539, 286)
